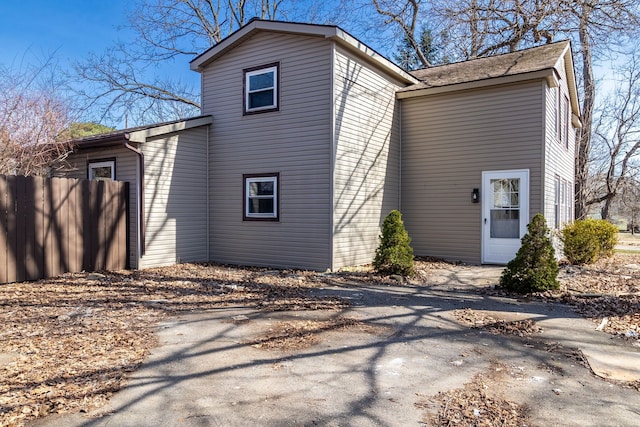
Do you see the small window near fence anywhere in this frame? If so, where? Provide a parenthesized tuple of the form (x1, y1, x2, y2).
(88, 160, 115, 181)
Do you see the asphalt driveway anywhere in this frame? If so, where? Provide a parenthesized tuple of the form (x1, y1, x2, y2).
(29, 266, 640, 426)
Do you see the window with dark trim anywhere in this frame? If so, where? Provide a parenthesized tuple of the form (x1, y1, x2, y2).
(243, 63, 279, 114)
(88, 159, 115, 181)
(243, 173, 279, 220)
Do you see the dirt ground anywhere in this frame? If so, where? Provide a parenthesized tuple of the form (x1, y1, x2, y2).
(1, 254, 639, 426)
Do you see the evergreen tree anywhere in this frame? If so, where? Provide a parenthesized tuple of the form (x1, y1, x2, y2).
(499, 214, 559, 293)
(394, 26, 444, 71)
(374, 210, 415, 276)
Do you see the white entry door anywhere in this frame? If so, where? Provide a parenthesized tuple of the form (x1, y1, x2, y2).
(482, 170, 529, 264)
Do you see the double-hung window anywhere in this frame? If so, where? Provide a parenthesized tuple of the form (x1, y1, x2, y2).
(244, 63, 279, 114)
(88, 159, 115, 181)
(244, 173, 279, 220)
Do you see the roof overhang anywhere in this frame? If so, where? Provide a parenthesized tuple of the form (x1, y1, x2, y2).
(73, 116, 213, 149)
(126, 115, 212, 142)
(557, 42, 582, 128)
(189, 20, 418, 85)
(396, 69, 557, 99)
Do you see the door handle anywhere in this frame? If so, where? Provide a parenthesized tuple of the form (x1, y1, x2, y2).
(484, 218, 487, 224)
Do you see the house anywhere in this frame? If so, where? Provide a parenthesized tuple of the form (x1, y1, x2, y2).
(65, 20, 580, 271)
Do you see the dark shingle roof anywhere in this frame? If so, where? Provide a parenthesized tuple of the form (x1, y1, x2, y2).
(401, 41, 570, 92)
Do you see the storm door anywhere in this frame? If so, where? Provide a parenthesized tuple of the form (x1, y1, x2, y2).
(482, 170, 529, 264)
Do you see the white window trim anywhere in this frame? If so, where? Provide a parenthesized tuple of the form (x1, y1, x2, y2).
(244, 64, 278, 113)
(88, 160, 115, 181)
(244, 174, 278, 220)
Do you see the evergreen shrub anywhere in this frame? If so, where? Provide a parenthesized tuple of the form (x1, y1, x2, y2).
(373, 210, 414, 276)
(499, 214, 559, 293)
(561, 219, 618, 265)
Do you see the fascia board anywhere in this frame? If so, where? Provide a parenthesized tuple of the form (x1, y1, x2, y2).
(126, 116, 213, 142)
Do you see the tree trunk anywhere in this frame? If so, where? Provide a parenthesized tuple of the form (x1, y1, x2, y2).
(574, 3, 594, 220)
(601, 197, 613, 220)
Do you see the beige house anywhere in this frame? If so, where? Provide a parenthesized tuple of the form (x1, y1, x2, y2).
(66, 20, 580, 271)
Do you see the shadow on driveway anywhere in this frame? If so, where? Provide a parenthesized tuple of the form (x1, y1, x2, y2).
(30, 266, 640, 427)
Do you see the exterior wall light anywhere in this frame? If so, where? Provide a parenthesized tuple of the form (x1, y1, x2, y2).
(472, 188, 480, 203)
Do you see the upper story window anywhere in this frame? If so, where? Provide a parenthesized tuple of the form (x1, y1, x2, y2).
(88, 160, 115, 181)
(244, 63, 279, 114)
(243, 173, 279, 221)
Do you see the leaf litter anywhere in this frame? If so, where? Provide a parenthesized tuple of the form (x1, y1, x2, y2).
(1, 255, 639, 426)
(417, 362, 532, 427)
(246, 316, 389, 351)
(0, 263, 349, 426)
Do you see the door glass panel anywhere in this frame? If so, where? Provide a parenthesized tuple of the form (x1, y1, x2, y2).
(490, 178, 520, 238)
(490, 209, 520, 238)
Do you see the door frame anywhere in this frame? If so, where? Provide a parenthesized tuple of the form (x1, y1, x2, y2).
(481, 169, 529, 264)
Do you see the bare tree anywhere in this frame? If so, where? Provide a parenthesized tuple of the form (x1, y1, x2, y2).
(372, 0, 638, 219)
(434, 0, 561, 59)
(74, 0, 332, 126)
(618, 178, 640, 234)
(372, 0, 433, 67)
(0, 60, 73, 176)
(588, 48, 640, 220)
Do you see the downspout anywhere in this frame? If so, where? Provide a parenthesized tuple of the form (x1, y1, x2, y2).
(206, 125, 210, 261)
(329, 42, 336, 271)
(398, 98, 402, 211)
(123, 140, 145, 258)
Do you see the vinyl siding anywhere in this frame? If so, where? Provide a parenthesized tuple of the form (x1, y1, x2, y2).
(401, 81, 545, 264)
(139, 127, 208, 268)
(63, 146, 139, 268)
(201, 32, 333, 270)
(332, 46, 403, 268)
(543, 58, 576, 230)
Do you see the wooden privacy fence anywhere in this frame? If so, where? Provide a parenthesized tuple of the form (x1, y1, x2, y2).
(0, 175, 129, 284)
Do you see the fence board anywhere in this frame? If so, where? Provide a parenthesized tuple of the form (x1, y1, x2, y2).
(34, 177, 46, 280)
(49, 178, 64, 276)
(0, 176, 7, 284)
(5, 176, 17, 284)
(68, 180, 81, 273)
(0, 175, 128, 284)
(81, 181, 91, 271)
(119, 183, 129, 270)
(25, 177, 45, 281)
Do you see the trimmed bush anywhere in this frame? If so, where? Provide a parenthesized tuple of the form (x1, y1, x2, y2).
(500, 214, 559, 293)
(561, 219, 619, 265)
(373, 210, 414, 276)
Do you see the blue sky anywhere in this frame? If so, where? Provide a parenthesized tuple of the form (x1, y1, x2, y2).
(0, 1, 622, 123)
(0, 1, 132, 68)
